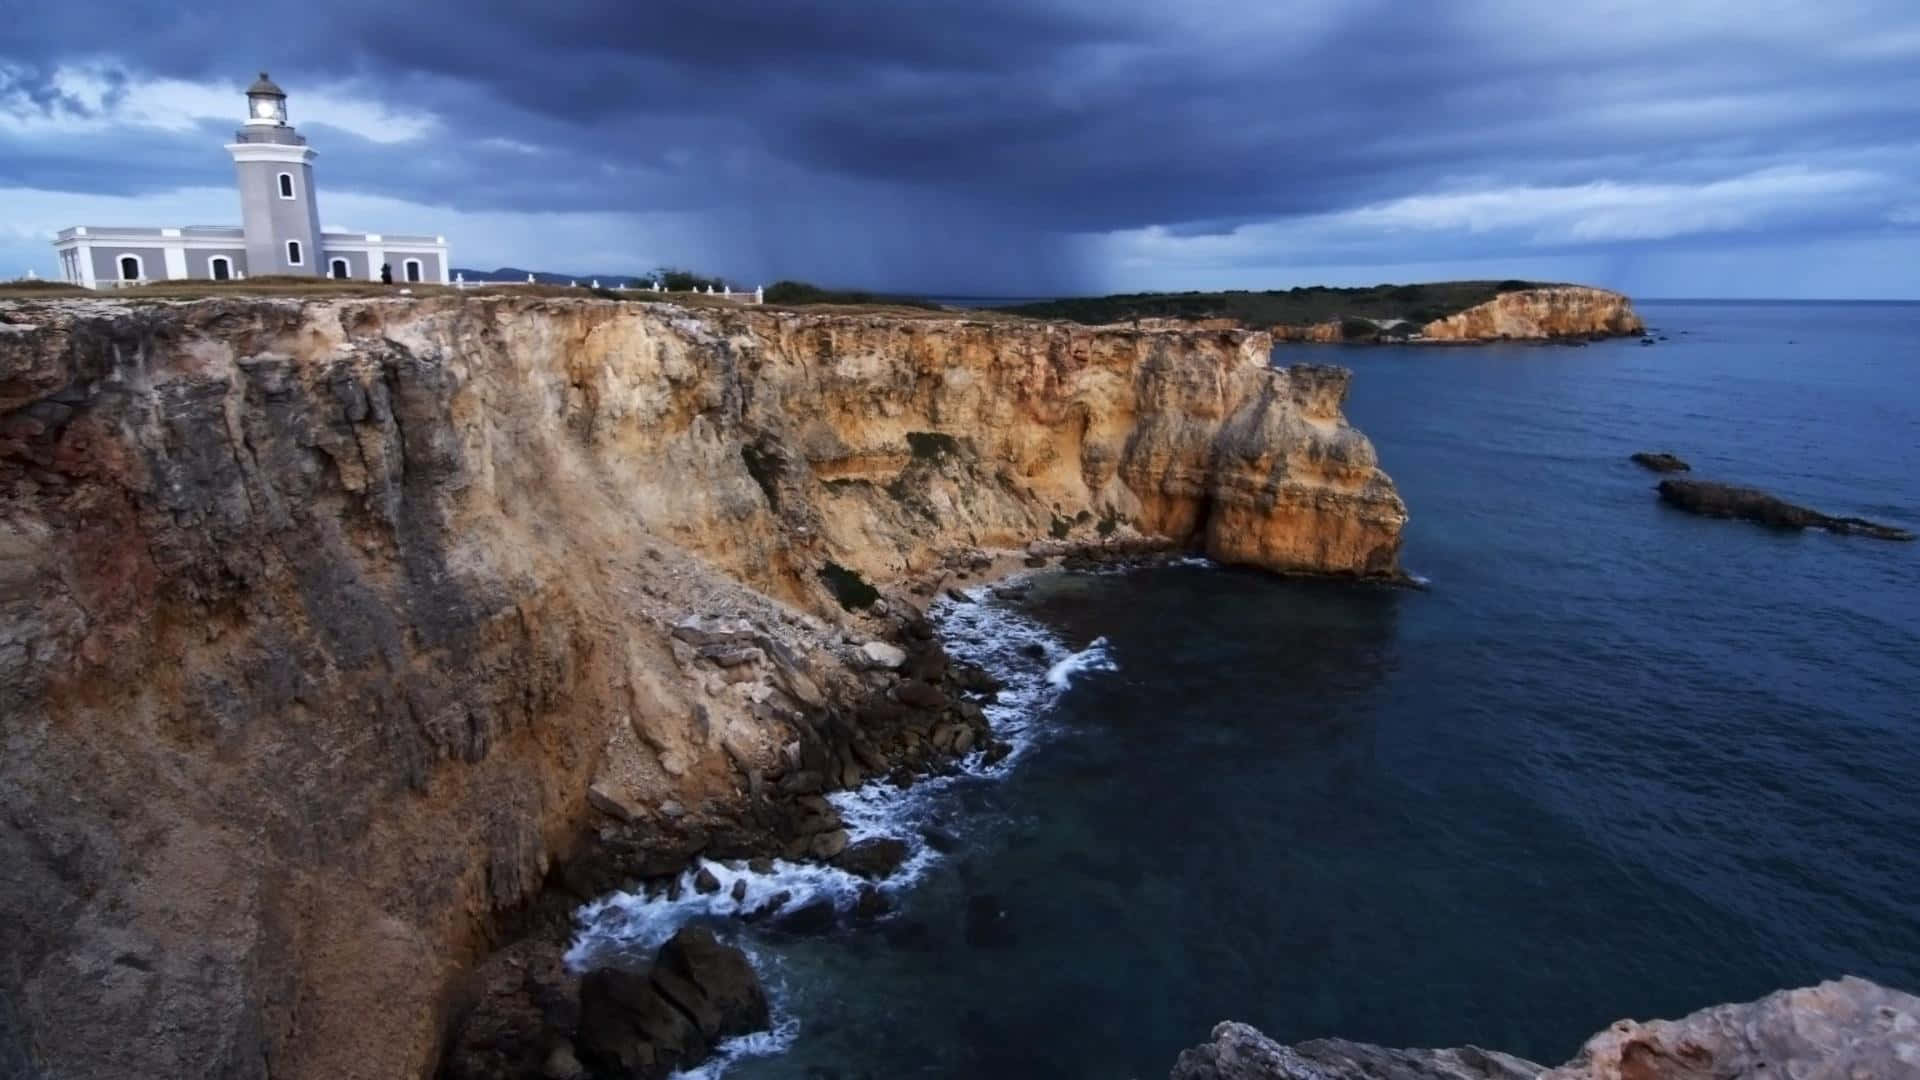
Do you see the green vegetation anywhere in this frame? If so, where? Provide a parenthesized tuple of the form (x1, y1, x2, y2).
(651, 267, 730, 292)
(763, 280, 942, 310)
(994, 280, 1554, 328)
(819, 561, 880, 611)
(0, 280, 89, 296)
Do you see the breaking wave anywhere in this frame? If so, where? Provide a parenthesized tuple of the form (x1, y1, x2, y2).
(565, 573, 1121, 1075)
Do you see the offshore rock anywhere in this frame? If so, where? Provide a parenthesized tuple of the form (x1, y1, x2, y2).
(1420, 286, 1643, 341)
(1629, 451, 1690, 473)
(1657, 479, 1915, 540)
(0, 294, 1403, 1080)
(1170, 978, 1919, 1080)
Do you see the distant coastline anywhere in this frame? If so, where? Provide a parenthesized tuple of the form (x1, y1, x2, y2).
(993, 280, 1645, 343)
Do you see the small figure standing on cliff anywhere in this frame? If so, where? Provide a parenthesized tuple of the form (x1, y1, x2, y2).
(380, 263, 393, 285)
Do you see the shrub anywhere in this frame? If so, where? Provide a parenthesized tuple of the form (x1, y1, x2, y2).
(763, 280, 940, 310)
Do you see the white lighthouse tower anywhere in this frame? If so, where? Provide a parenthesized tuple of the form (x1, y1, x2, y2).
(226, 72, 323, 276)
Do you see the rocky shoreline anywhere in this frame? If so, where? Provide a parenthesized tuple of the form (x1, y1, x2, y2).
(442, 534, 1195, 1079)
(1171, 977, 1920, 1080)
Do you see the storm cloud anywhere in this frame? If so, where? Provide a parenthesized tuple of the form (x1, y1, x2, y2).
(4, 0, 1917, 295)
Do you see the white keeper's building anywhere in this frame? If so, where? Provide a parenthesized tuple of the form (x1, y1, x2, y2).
(52, 72, 449, 288)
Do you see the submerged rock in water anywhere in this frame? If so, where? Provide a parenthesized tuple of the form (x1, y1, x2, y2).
(1170, 977, 1919, 1080)
(1657, 479, 1915, 541)
(832, 836, 912, 880)
(1629, 451, 1690, 473)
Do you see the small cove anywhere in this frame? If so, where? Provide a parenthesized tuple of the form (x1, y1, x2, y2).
(574, 300, 1920, 1078)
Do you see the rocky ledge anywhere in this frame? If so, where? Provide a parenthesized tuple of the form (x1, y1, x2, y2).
(0, 294, 1404, 1080)
(1658, 479, 1914, 541)
(1171, 977, 1920, 1080)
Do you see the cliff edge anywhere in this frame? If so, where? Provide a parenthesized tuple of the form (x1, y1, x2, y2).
(0, 294, 1403, 1080)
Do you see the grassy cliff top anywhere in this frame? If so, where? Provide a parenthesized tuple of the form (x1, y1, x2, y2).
(995, 280, 1562, 327)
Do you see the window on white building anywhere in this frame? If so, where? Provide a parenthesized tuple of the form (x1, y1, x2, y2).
(278, 172, 295, 199)
(286, 240, 303, 266)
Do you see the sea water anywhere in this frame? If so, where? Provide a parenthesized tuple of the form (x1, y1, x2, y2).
(574, 300, 1920, 1078)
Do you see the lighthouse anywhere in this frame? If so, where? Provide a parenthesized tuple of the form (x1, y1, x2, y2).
(226, 73, 324, 276)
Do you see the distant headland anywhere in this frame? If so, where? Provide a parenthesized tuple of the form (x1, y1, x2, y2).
(996, 280, 1646, 343)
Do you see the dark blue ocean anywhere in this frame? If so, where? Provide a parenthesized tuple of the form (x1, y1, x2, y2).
(579, 301, 1920, 1079)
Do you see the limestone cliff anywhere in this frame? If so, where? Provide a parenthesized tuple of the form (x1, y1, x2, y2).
(1419, 286, 1643, 341)
(1170, 977, 1919, 1080)
(0, 295, 1404, 1080)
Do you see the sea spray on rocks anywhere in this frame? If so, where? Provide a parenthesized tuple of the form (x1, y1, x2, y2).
(569, 579, 1120, 960)
(563, 577, 1123, 1075)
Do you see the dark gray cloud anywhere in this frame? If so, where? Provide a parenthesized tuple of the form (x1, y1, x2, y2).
(3, 1, 1918, 293)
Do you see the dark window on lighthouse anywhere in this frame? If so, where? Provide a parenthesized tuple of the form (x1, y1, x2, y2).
(286, 240, 302, 266)
(278, 172, 295, 199)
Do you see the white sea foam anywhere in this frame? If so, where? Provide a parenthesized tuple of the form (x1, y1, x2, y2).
(1045, 636, 1116, 689)
(565, 576, 1121, 1075)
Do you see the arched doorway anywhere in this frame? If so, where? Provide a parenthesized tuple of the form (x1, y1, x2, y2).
(404, 259, 423, 283)
(210, 257, 232, 281)
(117, 255, 142, 282)
(330, 258, 350, 279)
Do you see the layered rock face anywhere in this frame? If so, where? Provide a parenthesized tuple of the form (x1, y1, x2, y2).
(0, 295, 1404, 1080)
(1171, 977, 1919, 1080)
(1419, 286, 1643, 341)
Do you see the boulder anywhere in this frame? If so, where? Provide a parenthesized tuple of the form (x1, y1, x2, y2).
(692, 867, 721, 895)
(576, 929, 770, 1080)
(897, 679, 948, 710)
(654, 927, 770, 1040)
(576, 968, 702, 1079)
(440, 940, 580, 1080)
(832, 836, 911, 880)
(857, 641, 907, 669)
(810, 828, 850, 859)
(1630, 451, 1690, 473)
(586, 782, 643, 823)
(770, 896, 837, 935)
